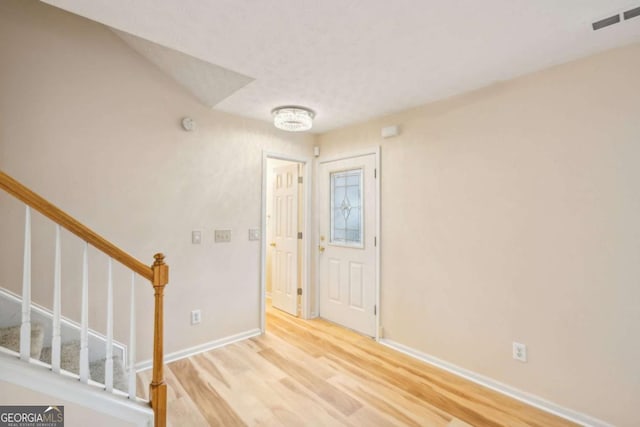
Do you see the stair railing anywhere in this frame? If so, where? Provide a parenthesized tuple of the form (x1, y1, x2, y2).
(0, 171, 168, 427)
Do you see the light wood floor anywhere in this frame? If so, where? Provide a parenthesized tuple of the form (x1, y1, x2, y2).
(138, 305, 576, 426)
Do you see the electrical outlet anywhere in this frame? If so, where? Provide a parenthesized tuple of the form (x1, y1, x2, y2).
(214, 229, 231, 243)
(191, 309, 202, 325)
(513, 342, 527, 362)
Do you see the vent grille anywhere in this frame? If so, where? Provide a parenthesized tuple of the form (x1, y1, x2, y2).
(624, 6, 640, 20)
(592, 14, 621, 30)
(592, 5, 640, 30)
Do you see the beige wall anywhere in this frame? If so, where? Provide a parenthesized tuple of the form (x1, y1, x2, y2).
(317, 43, 640, 426)
(0, 0, 313, 362)
(3, 0, 639, 425)
(0, 381, 137, 427)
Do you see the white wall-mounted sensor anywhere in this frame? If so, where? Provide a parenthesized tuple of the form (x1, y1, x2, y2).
(181, 117, 196, 131)
(313, 146, 320, 157)
(381, 125, 400, 139)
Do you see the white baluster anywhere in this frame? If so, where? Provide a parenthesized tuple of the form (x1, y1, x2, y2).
(79, 242, 90, 383)
(51, 225, 62, 373)
(128, 272, 137, 399)
(105, 258, 114, 392)
(20, 206, 31, 361)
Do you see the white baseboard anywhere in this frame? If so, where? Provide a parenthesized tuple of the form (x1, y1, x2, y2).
(379, 339, 612, 427)
(135, 328, 261, 371)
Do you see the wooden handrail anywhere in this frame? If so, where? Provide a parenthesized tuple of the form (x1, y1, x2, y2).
(0, 171, 153, 281)
(1, 170, 168, 426)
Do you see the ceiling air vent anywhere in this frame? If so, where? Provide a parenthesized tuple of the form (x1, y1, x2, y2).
(592, 14, 621, 30)
(623, 6, 640, 20)
(592, 5, 640, 30)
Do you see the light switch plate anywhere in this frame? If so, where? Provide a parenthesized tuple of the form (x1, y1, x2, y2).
(214, 229, 231, 243)
(249, 228, 260, 241)
(192, 230, 202, 244)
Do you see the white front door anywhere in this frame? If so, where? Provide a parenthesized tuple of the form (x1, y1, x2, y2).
(319, 154, 377, 336)
(271, 163, 299, 316)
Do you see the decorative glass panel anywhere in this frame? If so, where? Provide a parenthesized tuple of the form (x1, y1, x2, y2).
(330, 169, 363, 246)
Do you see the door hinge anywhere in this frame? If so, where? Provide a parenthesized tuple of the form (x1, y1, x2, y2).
(374, 236, 377, 247)
(298, 176, 303, 184)
(374, 168, 377, 178)
(298, 231, 303, 239)
(374, 305, 377, 315)
(297, 288, 302, 295)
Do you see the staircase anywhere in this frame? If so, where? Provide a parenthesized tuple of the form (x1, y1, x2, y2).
(0, 171, 169, 427)
(0, 290, 129, 390)
(1, 322, 128, 385)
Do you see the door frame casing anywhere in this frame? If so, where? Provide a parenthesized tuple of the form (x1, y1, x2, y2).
(314, 147, 381, 341)
(260, 151, 313, 332)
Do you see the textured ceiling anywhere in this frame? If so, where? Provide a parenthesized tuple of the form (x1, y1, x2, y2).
(42, 0, 640, 133)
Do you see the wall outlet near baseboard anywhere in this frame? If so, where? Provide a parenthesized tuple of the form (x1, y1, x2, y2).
(513, 341, 527, 362)
(191, 309, 202, 325)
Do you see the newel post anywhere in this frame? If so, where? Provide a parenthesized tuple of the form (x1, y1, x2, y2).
(149, 253, 168, 427)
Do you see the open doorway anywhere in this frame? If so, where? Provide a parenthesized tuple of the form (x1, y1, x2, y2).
(260, 153, 311, 333)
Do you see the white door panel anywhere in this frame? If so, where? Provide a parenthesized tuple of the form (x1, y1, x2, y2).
(271, 163, 298, 316)
(319, 154, 376, 336)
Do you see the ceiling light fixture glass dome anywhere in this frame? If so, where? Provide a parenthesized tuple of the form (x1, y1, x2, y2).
(271, 106, 315, 132)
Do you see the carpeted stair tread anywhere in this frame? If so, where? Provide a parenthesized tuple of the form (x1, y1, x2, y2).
(90, 356, 128, 392)
(40, 341, 128, 392)
(0, 322, 45, 359)
(1, 323, 128, 392)
(39, 340, 80, 373)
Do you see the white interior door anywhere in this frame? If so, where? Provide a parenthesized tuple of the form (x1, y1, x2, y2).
(319, 154, 376, 336)
(271, 163, 299, 316)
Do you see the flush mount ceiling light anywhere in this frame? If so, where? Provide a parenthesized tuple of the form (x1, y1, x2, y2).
(271, 106, 315, 132)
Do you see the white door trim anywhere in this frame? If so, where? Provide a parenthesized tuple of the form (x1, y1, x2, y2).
(261, 151, 313, 332)
(314, 146, 381, 341)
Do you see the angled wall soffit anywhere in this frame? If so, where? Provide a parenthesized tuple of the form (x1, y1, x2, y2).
(112, 29, 254, 108)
